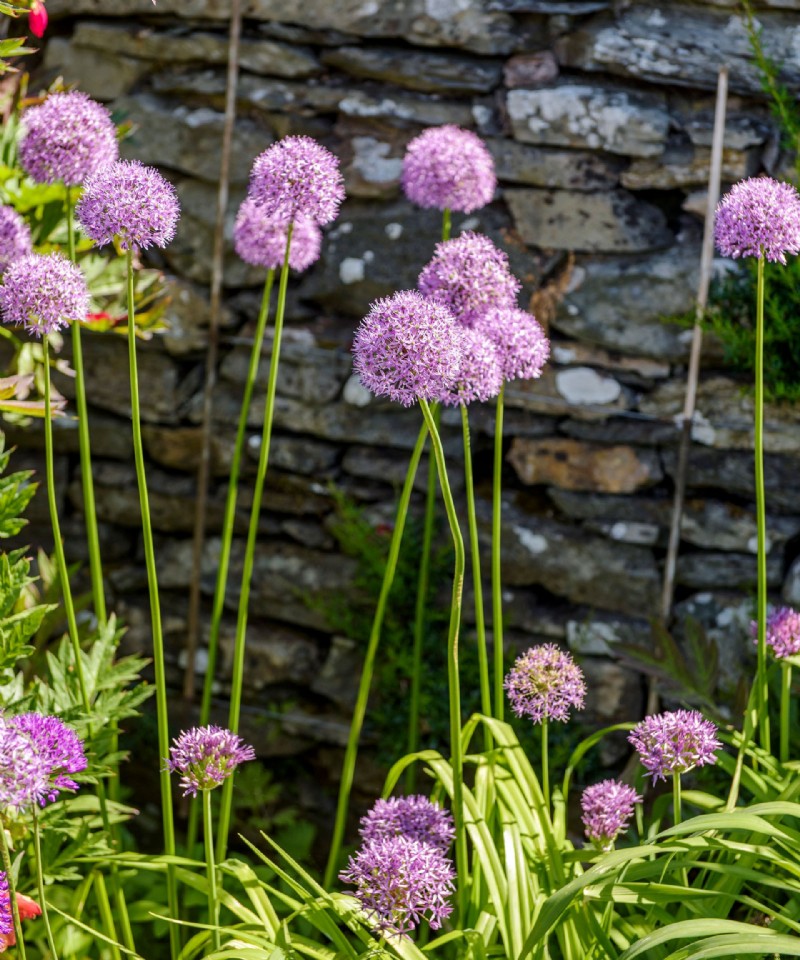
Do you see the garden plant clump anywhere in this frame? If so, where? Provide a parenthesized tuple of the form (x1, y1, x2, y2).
(0, 21, 797, 960)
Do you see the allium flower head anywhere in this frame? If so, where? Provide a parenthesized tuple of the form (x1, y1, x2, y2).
(505, 643, 586, 724)
(234, 197, 322, 272)
(249, 136, 345, 226)
(76, 159, 180, 250)
(751, 606, 800, 660)
(0, 252, 89, 337)
(714, 176, 800, 265)
(0, 206, 32, 275)
(352, 290, 464, 407)
(581, 779, 641, 850)
(476, 307, 550, 382)
(0, 713, 86, 810)
(402, 125, 496, 214)
(359, 795, 455, 853)
(340, 835, 455, 937)
(628, 709, 721, 783)
(166, 725, 256, 797)
(19, 91, 118, 187)
(418, 231, 520, 328)
(0, 872, 11, 944)
(440, 327, 503, 407)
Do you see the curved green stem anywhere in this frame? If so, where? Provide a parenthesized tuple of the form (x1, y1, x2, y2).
(442, 208, 451, 244)
(0, 820, 26, 960)
(92, 872, 121, 960)
(418, 397, 466, 920)
(217, 227, 293, 862)
(492, 384, 506, 720)
(754, 254, 770, 756)
(32, 806, 58, 960)
(781, 663, 791, 764)
(126, 250, 180, 960)
(541, 718, 550, 811)
(461, 406, 491, 726)
(324, 421, 428, 889)
(203, 790, 221, 953)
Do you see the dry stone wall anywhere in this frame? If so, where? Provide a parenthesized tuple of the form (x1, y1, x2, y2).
(14, 1, 800, 787)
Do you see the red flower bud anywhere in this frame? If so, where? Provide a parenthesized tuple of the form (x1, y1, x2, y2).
(29, 0, 48, 38)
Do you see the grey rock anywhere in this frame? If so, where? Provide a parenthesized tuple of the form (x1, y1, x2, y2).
(335, 118, 408, 199)
(488, 138, 622, 190)
(560, 416, 679, 447)
(216, 622, 323, 689)
(567, 615, 650, 657)
(161, 276, 235, 357)
(581, 657, 645, 738)
(42, 37, 146, 100)
(782, 555, 800, 606)
(621, 139, 760, 190)
(489, 0, 607, 10)
(504, 367, 630, 421)
(311, 636, 362, 710)
(505, 188, 673, 253)
(503, 51, 559, 88)
(551, 342, 671, 380)
(676, 551, 784, 590)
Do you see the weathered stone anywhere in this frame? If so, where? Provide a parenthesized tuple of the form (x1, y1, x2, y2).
(115, 94, 270, 185)
(782, 556, 800, 607)
(506, 84, 668, 157)
(489, 0, 608, 10)
(311, 636, 362, 710)
(551, 342, 670, 380)
(508, 437, 662, 493)
(216, 622, 323, 689)
(336, 89, 474, 129)
(487, 139, 622, 190)
(321, 46, 502, 94)
(505, 188, 673, 253)
(43, 37, 146, 100)
(676, 551, 784, 590)
(504, 367, 630, 421)
(141, 425, 235, 476)
(161, 277, 235, 357)
(621, 140, 760, 190)
(674, 102, 770, 152)
(503, 51, 559, 87)
(555, 367, 622, 405)
(567, 615, 650, 657)
(581, 657, 645, 739)
(561, 416, 679, 447)
(555, 248, 699, 359)
(335, 118, 407, 199)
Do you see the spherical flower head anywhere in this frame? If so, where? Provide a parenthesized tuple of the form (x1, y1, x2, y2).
(751, 606, 800, 660)
(234, 198, 322, 272)
(402, 125, 496, 214)
(0, 719, 49, 812)
(76, 159, 180, 250)
(18, 91, 119, 187)
(440, 326, 503, 407)
(1, 713, 87, 807)
(166, 725, 256, 797)
(0, 872, 11, 943)
(504, 643, 586, 724)
(352, 290, 464, 407)
(628, 709, 721, 783)
(581, 779, 641, 850)
(475, 307, 550, 383)
(418, 232, 521, 328)
(0, 252, 89, 337)
(339, 835, 455, 937)
(714, 176, 800, 265)
(359, 796, 455, 854)
(249, 136, 345, 226)
(0, 206, 32, 275)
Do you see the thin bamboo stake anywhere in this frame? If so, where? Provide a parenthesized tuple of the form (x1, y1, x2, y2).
(183, 0, 242, 701)
(660, 66, 729, 628)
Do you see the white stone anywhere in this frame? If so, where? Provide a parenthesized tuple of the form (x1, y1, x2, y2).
(351, 136, 403, 185)
(385, 222, 404, 240)
(555, 366, 621, 405)
(690, 412, 716, 446)
(343, 374, 373, 407)
(339, 257, 366, 284)
(513, 525, 548, 554)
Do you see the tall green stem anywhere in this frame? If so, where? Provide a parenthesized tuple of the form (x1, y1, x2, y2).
(754, 253, 770, 755)
(65, 188, 106, 627)
(418, 397, 466, 919)
(325, 421, 428, 889)
(461, 406, 491, 724)
(203, 790, 221, 953)
(492, 383, 506, 720)
(541, 718, 550, 810)
(126, 250, 180, 960)
(672, 772, 682, 826)
(0, 820, 26, 960)
(32, 807, 58, 960)
(217, 226, 293, 862)
(780, 663, 791, 764)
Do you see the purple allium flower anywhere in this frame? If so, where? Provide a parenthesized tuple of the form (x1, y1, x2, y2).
(8, 713, 87, 804)
(418, 232, 521, 328)
(401, 125, 496, 214)
(166, 725, 256, 797)
(340, 836, 455, 937)
(0, 252, 89, 337)
(475, 307, 550, 383)
(233, 197, 322, 272)
(352, 290, 464, 407)
(0, 719, 50, 812)
(359, 796, 455, 854)
(628, 710, 721, 783)
(76, 159, 180, 250)
(751, 606, 800, 660)
(714, 176, 800, 265)
(249, 136, 345, 226)
(581, 779, 641, 850)
(0, 206, 32, 275)
(18, 91, 119, 187)
(0, 872, 11, 943)
(504, 643, 586, 724)
(439, 326, 503, 407)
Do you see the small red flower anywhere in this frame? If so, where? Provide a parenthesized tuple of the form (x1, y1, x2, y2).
(0, 894, 41, 951)
(28, 1, 47, 38)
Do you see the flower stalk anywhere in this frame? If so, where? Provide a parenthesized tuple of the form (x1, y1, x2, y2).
(754, 252, 770, 756)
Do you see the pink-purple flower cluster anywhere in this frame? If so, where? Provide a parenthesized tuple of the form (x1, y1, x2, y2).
(440, 326, 503, 407)
(402, 125, 496, 214)
(234, 198, 322, 272)
(166, 725, 256, 797)
(0, 713, 87, 810)
(76, 159, 180, 251)
(505, 643, 586, 724)
(581, 779, 641, 850)
(477, 307, 550, 383)
(18, 91, 119, 187)
(0, 872, 11, 943)
(359, 795, 454, 854)
(752, 606, 800, 660)
(0, 206, 32, 275)
(248, 136, 345, 226)
(0, 252, 89, 337)
(628, 709, 721, 783)
(715, 176, 800, 265)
